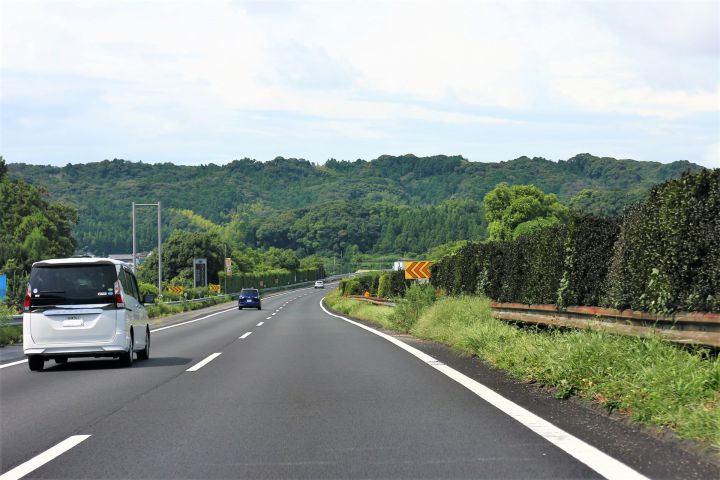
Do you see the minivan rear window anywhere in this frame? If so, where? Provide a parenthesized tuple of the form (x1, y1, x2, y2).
(29, 264, 118, 307)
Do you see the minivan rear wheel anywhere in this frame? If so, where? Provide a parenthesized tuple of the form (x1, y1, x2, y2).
(119, 336, 134, 367)
(137, 329, 150, 361)
(28, 356, 44, 372)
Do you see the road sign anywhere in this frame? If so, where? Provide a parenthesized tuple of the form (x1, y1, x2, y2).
(193, 258, 207, 288)
(224, 257, 232, 277)
(209, 284, 221, 293)
(168, 286, 184, 295)
(0, 274, 6, 300)
(404, 261, 433, 280)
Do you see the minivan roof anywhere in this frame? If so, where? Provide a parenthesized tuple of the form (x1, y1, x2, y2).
(32, 257, 127, 267)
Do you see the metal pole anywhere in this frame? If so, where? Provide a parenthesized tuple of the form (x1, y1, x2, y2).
(132, 202, 136, 272)
(157, 201, 162, 297)
(224, 244, 227, 295)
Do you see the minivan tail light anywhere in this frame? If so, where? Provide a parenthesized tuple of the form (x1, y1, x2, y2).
(24, 284, 31, 311)
(114, 280, 125, 308)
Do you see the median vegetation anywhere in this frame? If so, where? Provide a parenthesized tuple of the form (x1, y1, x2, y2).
(324, 286, 720, 449)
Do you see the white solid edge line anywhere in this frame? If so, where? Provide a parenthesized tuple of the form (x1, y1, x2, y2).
(186, 352, 222, 372)
(151, 307, 236, 333)
(0, 434, 91, 480)
(319, 298, 649, 480)
(0, 359, 28, 370)
(239, 332, 252, 339)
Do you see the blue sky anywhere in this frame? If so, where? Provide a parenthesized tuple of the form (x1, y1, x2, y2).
(1, 0, 718, 167)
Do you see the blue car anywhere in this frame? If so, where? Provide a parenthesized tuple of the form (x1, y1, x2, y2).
(238, 288, 261, 310)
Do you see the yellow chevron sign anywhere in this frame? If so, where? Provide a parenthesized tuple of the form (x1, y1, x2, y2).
(167, 286, 184, 295)
(209, 284, 221, 293)
(404, 261, 433, 280)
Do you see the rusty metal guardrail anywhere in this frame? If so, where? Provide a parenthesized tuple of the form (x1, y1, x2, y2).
(346, 295, 395, 306)
(490, 303, 720, 348)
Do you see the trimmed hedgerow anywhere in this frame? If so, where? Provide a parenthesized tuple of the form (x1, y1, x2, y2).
(432, 169, 719, 313)
(603, 169, 720, 313)
(558, 214, 622, 307)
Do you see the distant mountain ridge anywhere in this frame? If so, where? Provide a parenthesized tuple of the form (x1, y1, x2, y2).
(6, 153, 701, 255)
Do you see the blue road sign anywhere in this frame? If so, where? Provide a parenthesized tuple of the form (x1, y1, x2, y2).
(0, 274, 6, 301)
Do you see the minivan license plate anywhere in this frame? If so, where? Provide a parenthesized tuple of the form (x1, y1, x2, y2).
(63, 318, 83, 327)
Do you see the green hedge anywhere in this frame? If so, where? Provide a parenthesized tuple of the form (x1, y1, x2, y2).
(432, 224, 570, 304)
(339, 271, 408, 297)
(603, 169, 720, 313)
(223, 267, 325, 293)
(432, 169, 719, 313)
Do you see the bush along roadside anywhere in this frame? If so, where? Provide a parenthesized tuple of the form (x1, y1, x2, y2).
(431, 169, 720, 313)
(0, 303, 22, 346)
(324, 291, 720, 450)
(338, 270, 408, 298)
(145, 295, 231, 319)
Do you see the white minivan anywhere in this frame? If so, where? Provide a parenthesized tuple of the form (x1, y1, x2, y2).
(23, 257, 151, 371)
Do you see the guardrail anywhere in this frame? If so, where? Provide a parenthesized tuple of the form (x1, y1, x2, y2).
(490, 303, 720, 348)
(346, 295, 395, 306)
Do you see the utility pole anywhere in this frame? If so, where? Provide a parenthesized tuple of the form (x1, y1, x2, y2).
(224, 244, 228, 295)
(132, 202, 162, 296)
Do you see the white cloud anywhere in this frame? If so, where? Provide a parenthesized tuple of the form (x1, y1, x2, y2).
(0, 0, 718, 164)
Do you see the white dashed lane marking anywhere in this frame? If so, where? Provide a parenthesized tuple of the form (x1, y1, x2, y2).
(186, 353, 222, 372)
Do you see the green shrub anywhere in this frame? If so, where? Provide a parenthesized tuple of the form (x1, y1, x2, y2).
(603, 169, 720, 312)
(390, 283, 436, 332)
(139, 282, 159, 298)
(433, 169, 719, 313)
(377, 273, 391, 298)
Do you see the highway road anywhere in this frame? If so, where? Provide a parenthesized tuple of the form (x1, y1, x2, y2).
(1, 285, 717, 479)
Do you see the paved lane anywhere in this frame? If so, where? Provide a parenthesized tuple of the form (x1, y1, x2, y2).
(0, 289, 303, 475)
(4, 287, 605, 479)
(3, 285, 713, 479)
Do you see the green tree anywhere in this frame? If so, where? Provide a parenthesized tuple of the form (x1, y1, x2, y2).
(484, 183, 569, 241)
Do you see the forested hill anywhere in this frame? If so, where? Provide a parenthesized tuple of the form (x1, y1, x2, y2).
(7, 153, 700, 256)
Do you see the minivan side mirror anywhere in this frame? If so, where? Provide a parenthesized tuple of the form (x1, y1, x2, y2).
(143, 294, 156, 304)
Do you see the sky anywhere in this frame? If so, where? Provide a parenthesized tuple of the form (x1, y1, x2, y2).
(1, 0, 718, 168)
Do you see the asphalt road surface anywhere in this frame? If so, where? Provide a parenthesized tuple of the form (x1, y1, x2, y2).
(1, 285, 717, 479)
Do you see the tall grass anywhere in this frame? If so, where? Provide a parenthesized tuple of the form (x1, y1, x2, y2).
(328, 292, 720, 448)
(324, 292, 395, 330)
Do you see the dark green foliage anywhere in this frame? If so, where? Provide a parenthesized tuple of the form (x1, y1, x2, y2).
(432, 224, 578, 305)
(569, 188, 648, 216)
(484, 183, 568, 241)
(6, 153, 697, 256)
(224, 267, 324, 293)
(432, 218, 615, 306)
(390, 283, 437, 332)
(433, 170, 718, 313)
(516, 226, 566, 304)
(603, 169, 720, 313)
(339, 272, 380, 296)
(0, 156, 77, 306)
(558, 215, 621, 307)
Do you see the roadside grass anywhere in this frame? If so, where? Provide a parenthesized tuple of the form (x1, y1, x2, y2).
(146, 295, 231, 319)
(0, 303, 22, 346)
(324, 291, 395, 330)
(0, 325, 22, 346)
(326, 292, 720, 449)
